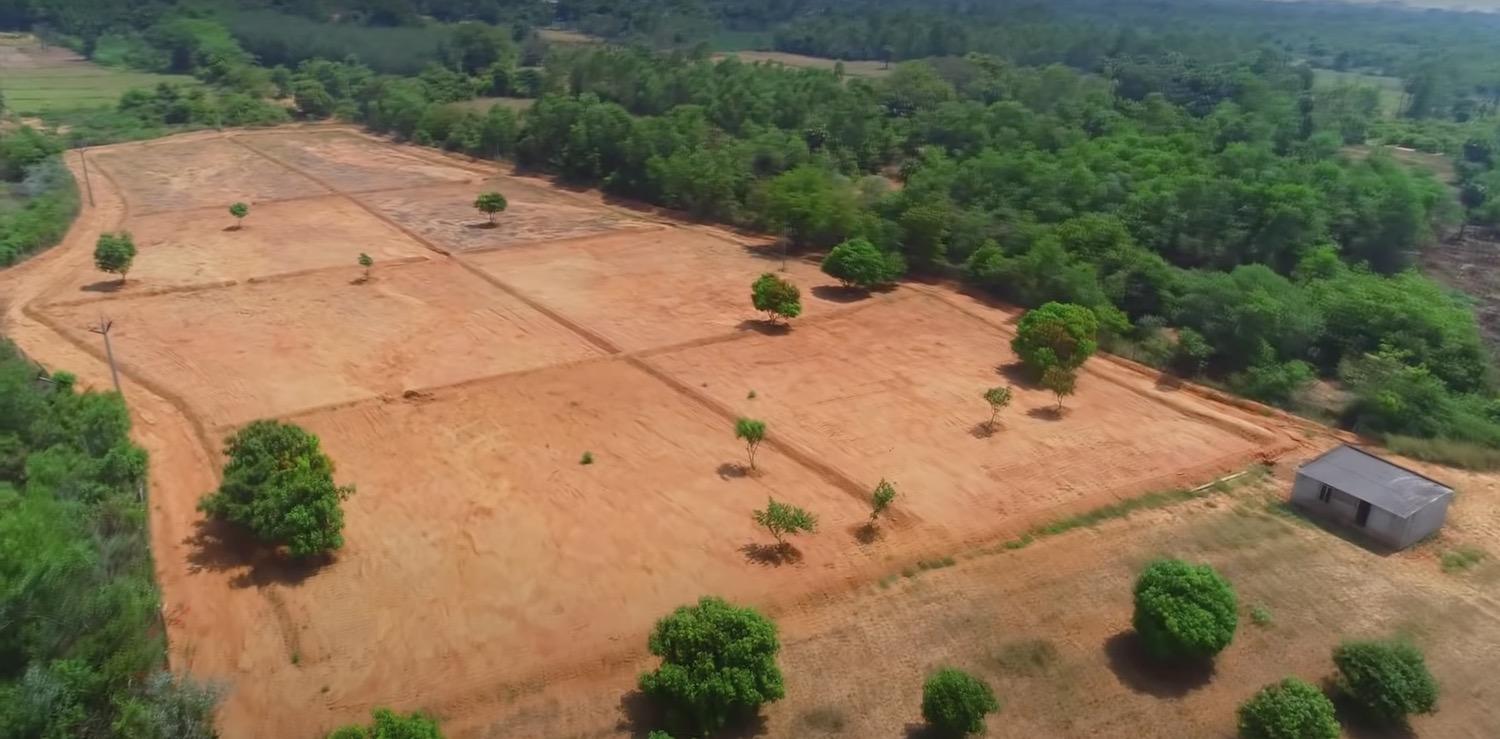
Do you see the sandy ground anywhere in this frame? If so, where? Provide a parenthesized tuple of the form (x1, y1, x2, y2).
(237, 131, 480, 192)
(467, 229, 854, 352)
(0, 127, 1336, 737)
(475, 458, 1500, 738)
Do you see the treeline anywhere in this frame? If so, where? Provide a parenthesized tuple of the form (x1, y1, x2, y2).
(0, 126, 78, 266)
(0, 340, 218, 736)
(262, 44, 1498, 452)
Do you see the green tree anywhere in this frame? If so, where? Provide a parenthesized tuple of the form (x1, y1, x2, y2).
(326, 708, 443, 738)
(1133, 559, 1238, 661)
(734, 417, 766, 470)
(1010, 302, 1099, 378)
(750, 272, 803, 324)
(473, 191, 508, 225)
(638, 597, 785, 735)
(921, 667, 999, 737)
(93, 232, 137, 284)
(358, 253, 374, 280)
(1237, 677, 1339, 739)
(198, 420, 355, 558)
(228, 202, 249, 229)
(982, 386, 1012, 431)
(821, 237, 905, 289)
(870, 478, 897, 523)
(1332, 640, 1438, 725)
(753, 497, 818, 547)
(1040, 366, 1076, 410)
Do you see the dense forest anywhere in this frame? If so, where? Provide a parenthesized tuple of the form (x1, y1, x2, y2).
(0, 341, 218, 736)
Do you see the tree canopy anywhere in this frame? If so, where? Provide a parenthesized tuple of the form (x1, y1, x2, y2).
(1332, 640, 1438, 725)
(1237, 677, 1339, 739)
(751, 272, 803, 324)
(198, 420, 356, 558)
(1132, 559, 1239, 661)
(638, 596, 785, 735)
(1012, 302, 1100, 378)
(921, 667, 1000, 737)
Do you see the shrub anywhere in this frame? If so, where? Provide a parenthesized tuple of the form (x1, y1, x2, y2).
(870, 478, 897, 522)
(93, 232, 137, 282)
(198, 420, 355, 558)
(1040, 366, 1077, 410)
(1132, 559, 1238, 660)
(473, 191, 507, 223)
(921, 667, 999, 737)
(1011, 302, 1099, 378)
(638, 597, 785, 735)
(753, 497, 818, 546)
(1236, 677, 1339, 739)
(228, 201, 249, 227)
(751, 272, 802, 324)
(1332, 640, 1438, 725)
(820, 237, 904, 288)
(327, 708, 443, 738)
(982, 386, 1012, 430)
(734, 417, 766, 470)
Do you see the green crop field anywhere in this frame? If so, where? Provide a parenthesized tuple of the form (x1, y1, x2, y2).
(0, 35, 196, 115)
(1312, 67, 1407, 117)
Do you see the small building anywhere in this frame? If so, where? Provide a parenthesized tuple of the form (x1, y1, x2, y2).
(1291, 444, 1454, 550)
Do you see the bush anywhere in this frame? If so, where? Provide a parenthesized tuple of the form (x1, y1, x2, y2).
(821, 237, 905, 288)
(1332, 640, 1438, 725)
(1132, 559, 1238, 661)
(198, 420, 355, 558)
(638, 596, 785, 735)
(1236, 677, 1339, 739)
(921, 667, 999, 736)
(327, 708, 443, 738)
(1011, 302, 1099, 378)
(751, 272, 803, 323)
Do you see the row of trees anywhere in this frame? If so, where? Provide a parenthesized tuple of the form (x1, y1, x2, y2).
(0, 126, 77, 266)
(635, 557, 1439, 738)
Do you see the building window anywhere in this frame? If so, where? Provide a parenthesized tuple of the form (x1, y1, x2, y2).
(1318, 483, 1334, 503)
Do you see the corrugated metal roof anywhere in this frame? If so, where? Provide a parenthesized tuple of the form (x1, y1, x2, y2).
(1298, 445, 1453, 518)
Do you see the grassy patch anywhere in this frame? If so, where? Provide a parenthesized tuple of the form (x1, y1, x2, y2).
(1311, 67, 1405, 117)
(579, 451, 594, 465)
(1385, 434, 1500, 471)
(1250, 604, 1273, 626)
(905, 556, 956, 578)
(0, 37, 197, 115)
(987, 638, 1059, 676)
(1441, 545, 1487, 574)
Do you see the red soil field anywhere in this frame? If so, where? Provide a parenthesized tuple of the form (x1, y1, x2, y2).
(237, 131, 479, 192)
(0, 128, 1320, 738)
(37, 195, 431, 296)
(90, 135, 329, 213)
(357, 178, 662, 252)
(467, 227, 856, 352)
(38, 259, 603, 428)
(649, 288, 1284, 533)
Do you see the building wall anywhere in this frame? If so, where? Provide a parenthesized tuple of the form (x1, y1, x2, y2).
(1290, 472, 1412, 549)
(1399, 494, 1453, 549)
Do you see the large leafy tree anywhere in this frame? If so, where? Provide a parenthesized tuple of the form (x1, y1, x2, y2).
(921, 668, 999, 737)
(199, 420, 355, 558)
(93, 232, 137, 284)
(1011, 302, 1099, 378)
(1132, 559, 1238, 661)
(821, 237, 905, 289)
(751, 272, 802, 324)
(638, 597, 786, 735)
(1332, 640, 1438, 725)
(1237, 678, 1339, 739)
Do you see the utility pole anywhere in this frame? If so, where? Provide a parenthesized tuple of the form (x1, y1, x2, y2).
(78, 148, 95, 207)
(89, 316, 122, 395)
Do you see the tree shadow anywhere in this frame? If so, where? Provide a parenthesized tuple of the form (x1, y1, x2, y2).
(969, 421, 997, 439)
(716, 462, 750, 480)
(1026, 405, 1067, 421)
(810, 284, 869, 303)
(464, 221, 499, 230)
(903, 722, 946, 739)
(221, 224, 244, 232)
(1154, 371, 1186, 392)
(852, 522, 880, 544)
(81, 279, 125, 294)
(616, 690, 769, 738)
(995, 361, 1038, 389)
(1103, 631, 1215, 698)
(735, 319, 790, 336)
(183, 518, 326, 589)
(740, 542, 803, 566)
(1325, 681, 1419, 739)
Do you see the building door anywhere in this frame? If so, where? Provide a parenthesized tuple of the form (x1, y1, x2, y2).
(1355, 501, 1372, 527)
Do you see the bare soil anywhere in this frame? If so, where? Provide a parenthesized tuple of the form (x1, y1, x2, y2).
(237, 131, 480, 192)
(5, 127, 1464, 739)
(1420, 230, 1500, 355)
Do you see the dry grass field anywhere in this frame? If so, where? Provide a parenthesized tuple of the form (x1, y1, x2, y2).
(3, 125, 1496, 739)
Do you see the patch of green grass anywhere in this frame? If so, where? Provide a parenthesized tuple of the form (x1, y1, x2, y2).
(1250, 604, 1273, 626)
(877, 574, 898, 589)
(1311, 67, 1405, 117)
(290, 650, 301, 666)
(1441, 545, 1487, 574)
(988, 638, 1058, 676)
(1385, 434, 1500, 471)
(579, 451, 594, 465)
(0, 56, 198, 115)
